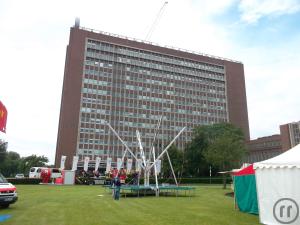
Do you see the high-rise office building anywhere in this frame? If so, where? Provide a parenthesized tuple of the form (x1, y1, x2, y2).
(55, 23, 249, 169)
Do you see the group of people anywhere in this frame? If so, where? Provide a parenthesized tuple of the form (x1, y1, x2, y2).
(109, 168, 127, 183)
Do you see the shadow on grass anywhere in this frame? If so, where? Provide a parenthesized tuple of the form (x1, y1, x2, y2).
(225, 192, 234, 198)
(120, 191, 196, 198)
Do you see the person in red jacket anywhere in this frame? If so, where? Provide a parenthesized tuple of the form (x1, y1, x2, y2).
(41, 168, 51, 183)
(112, 168, 118, 178)
(119, 168, 127, 184)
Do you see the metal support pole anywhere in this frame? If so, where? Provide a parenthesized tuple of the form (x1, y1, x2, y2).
(149, 116, 162, 160)
(106, 122, 143, 169)
(136, 130, 146, 168)
(144, 168, 147, 186)
(152, 147, 159, 196)
(149, 127, 186, 170)
(166, 150, 178, 186)
(209, 166, 212, 184)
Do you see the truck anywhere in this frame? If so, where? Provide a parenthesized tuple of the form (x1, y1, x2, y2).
(0, 173, 18, 208)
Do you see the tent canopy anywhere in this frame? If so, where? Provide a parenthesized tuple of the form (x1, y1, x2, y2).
(233, 164, 255, 176)
(254, 144, 300, 225)
(254, 143, 300, 169)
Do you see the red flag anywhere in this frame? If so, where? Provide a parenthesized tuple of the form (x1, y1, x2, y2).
(0, 100, 7, 133)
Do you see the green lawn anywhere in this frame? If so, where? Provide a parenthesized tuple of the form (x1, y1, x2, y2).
(0, 185, 260, 225)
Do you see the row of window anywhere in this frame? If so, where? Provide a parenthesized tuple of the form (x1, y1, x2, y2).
(82, 81, 226, 106)
(86, 40, 224, 73)
(78, 149, 105, 155)
(122, 83, 225, 99)
(123, 84, 174, 95)
(80, 100, 227, 118)
(82, 88, 109, 95)
(249, 141, 281, 149)
(79, 114, 226, 135)
(81, 107, 109, 115)
(79, 133, 176, 146)
(85, 55, 225, 82)
(83, 78, 110, 86)
(247, 151, 281, 163)
(82, 97, 110, 105)
(82, 69, 226, 101)
(84, 66, 226, 89)
(80, 116, 106, 124)
(124, 74, 226, 90)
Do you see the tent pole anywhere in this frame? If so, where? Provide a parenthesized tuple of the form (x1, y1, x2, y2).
(233, 177, 237, 210)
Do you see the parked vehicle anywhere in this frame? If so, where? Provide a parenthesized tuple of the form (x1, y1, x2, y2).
(0, 173, 18, 208)
(15, 174, 25, 179)
(29, 167, 45, 178)
(50, 168, 62, 179)
(29, 167, 61, 179)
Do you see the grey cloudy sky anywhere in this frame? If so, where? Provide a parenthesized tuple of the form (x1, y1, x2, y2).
(0, 0, 299, 163)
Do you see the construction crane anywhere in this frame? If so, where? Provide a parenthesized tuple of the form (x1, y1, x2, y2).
(145, 1, 168, 41)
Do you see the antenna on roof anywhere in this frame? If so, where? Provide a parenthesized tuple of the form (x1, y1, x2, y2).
(75, 17, 80, 28)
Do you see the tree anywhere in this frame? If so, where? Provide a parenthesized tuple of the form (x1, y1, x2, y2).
(0, 149, 49, 177)
(0, 141, 7, 163)
(18, 155, 49, 176)
(161, 145, 183, 181)
(202, 123, 247, 189)
(184, 129, 210, 177)
(0, 151, 21, 177)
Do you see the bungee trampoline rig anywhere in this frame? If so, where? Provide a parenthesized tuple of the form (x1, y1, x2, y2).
(105, 116, 195, 198)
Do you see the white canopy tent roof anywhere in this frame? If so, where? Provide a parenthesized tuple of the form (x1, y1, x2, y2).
(254, 143, 300, 169)
(254, 144, 300, 225)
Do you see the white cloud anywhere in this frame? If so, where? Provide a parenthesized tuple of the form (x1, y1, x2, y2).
(192, 0, 237, 16)
(237, 40, 300, 138)
(239, 0, 300, 23)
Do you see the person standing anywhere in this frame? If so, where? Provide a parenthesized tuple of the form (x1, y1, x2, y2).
(112, 176, 121, 200)
(120, 168, 127, 184)
(133, 171, 138, 185)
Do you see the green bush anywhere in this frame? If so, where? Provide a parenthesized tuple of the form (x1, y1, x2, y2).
(176, 177, 232, 184)
(7, 178, 42, 185)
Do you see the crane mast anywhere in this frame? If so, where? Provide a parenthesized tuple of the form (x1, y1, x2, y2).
(145, 1, 168, 41)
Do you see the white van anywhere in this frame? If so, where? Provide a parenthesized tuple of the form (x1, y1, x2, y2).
(50, 168, 62, 179)
(29, 167, 61, 179)
(29, 167, 45, 178)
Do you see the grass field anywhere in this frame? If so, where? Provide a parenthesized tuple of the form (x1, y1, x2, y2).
(0, 185, 260, 225)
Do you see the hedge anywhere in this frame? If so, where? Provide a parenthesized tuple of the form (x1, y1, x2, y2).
(7, 178, 42, 185)
(124, 177, 232, 185)
(6, 177, 231, 185)
(154, 177, 231, 184)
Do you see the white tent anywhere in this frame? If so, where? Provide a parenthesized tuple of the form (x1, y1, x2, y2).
(254, 144, 300, 225)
